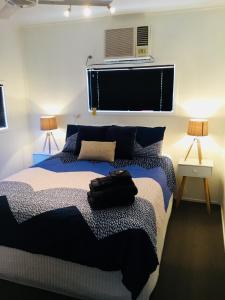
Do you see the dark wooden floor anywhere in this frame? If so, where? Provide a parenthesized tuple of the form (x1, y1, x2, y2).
(151, 202, 225, 300)
(0, 201, 224, 300)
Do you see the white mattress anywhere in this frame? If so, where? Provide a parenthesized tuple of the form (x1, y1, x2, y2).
(0, 196, 173, 300)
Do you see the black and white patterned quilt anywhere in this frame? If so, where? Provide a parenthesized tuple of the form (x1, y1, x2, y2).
(0, 153, 175, 299)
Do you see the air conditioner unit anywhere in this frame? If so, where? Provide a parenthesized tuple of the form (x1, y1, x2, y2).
(104, 26, 152, 62)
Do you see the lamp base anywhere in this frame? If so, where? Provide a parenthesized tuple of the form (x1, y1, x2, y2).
(184, 137, 203, 164)
(43, 131, 59, 154)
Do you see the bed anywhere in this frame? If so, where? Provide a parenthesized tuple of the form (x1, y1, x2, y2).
(0, 124, 176, 300)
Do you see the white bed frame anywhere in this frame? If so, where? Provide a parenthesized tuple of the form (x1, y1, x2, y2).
(0, 196, 173, 300)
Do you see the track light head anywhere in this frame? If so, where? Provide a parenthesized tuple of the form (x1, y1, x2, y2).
(108, 4, 115, 14)
(64, 5, 71, 18)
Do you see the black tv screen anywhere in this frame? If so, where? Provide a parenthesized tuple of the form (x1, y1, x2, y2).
(87, 65, 174, 112)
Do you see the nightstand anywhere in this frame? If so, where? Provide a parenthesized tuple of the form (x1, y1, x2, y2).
(32, 152, 56, 165)
(176, 159, 213, 214)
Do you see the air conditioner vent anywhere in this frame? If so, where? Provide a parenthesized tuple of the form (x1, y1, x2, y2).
(104, 26, 151, 61)
(105, 27, 134, 58)
(137, 26, 149, 46)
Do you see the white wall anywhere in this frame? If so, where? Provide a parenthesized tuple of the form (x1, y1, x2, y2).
(0, 22, 31, 179)
(22, 8, 225, 207)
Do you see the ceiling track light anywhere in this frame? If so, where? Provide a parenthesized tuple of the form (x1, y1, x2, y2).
(108, 4, 116, 14)
(63, 2, 114, 19)
(83, 5, 91, 17)
(64, 5, 71, 18)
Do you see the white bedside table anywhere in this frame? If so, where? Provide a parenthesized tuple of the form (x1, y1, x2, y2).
(32, 152, 57, 165)
(176, 159, 213, 214)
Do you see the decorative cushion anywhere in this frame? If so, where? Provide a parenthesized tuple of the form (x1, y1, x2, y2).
(65, 124, 165, 158)
(62, 133, 78, 153)
(106, 126, 137, 159)
(78, 141, 116, 162)
(75, 125, 110, 155)
(133, 140, 163, 158)
(136, 126, 166, 147)
(66, 124, 79, 140)
(134, 127, 166, 157)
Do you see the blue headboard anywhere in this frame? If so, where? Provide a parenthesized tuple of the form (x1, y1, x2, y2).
(66, 124, 166, 147)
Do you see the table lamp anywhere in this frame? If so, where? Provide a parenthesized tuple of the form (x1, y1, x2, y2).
(40, 116, 59, 154)
(184, 119, 208, 164)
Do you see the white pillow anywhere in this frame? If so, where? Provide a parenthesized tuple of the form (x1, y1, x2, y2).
(78, 140, 116, 162)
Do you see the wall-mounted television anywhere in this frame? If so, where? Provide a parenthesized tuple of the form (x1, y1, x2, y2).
(86, 64, 175, 113)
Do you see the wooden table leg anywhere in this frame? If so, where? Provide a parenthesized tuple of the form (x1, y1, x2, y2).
(176, 176, 187, 207)
(203, 178, 211, 215)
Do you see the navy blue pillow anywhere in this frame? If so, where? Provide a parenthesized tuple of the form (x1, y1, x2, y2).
(132, 126, 166, 158)
(66, 124, 165, 158)
(63, 133, 78, 153)
(75, 125, 110, 154)
(136, 127, 166, 147)
(106, 126, 136, 159)
(66, 124, 79, 140)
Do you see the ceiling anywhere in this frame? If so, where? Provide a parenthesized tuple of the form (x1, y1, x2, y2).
(1, 0, 225, 25)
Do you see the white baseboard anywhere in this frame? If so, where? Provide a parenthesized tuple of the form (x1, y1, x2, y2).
(221, 207, 225, 252)
(181, 196, 219, 205)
